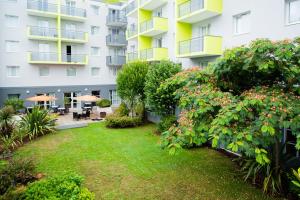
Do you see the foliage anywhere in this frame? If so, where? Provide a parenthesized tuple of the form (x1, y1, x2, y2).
(157, 115, 177, 134)
(96, 99, 111, 108)
(114, 102, 129, 117)
(144, 61, 181, 116)
(105, 114, 142, 128)
(0, 106, 15, 137)
(20, 107, 56, 140)
(23, 173, 94, 200)
(134, 101, 145, 118)
(116, 61, 149, 115)
(4, 98, 24, 113)
(213, 38, 300, 95)
(0, 158, 36, 195)
(291, 168, 300, 197)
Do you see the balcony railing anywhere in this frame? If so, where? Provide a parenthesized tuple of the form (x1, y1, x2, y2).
(28, 26, 58, 38)
(60, 5, 86, 18)
(61, 30, 86, 40)
(140, 48, 154, 60)
(106, 34, 127, 46)
(178, 0, 204, 17)
(125, 1, 137, 15)
(178, 36, 204, 55)
(106, 56, 126, 66)
(106, 15, 127, 26)
(30, 52, 58, 62)
(62, 54, 86, 63)
(27, 0, 58, 13)
(140, 19, 153, 33)
(127, 52, 138, 62)
(127, 29, 138, 38)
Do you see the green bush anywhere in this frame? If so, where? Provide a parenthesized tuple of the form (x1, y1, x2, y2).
(20, 107, 56, 140)
(0, 158, 36, 195)
(157, 115, 177, 133)
(23, 173, 94, 200)
(105, 114, 142, 128)
(96, 99, 111, 108)
(115, 102, 129, 117)
(4, 98, 24, 113)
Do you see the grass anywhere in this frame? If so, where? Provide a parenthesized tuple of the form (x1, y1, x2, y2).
(15, 123, 280, 200)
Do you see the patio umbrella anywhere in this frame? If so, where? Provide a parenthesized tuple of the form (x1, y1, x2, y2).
(26, 95, 57, 102)
(73, 95, 100, 102)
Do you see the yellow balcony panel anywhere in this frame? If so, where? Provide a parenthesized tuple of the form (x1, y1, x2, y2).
(139, 17, 168, 37)
(177, 35, 222, 58)
(28, 52, 88, 65)
(140, 48, 168, 61)
(27, 26, 58, 41)
(177, 0, 222, 23)
(126, 52, 138, 63)
(126, 29, 138, 40)
(60, 6, 87, 22)
(139, 0, 168, 10)
(61, 31, 88, 43)
(27, 0, 58, 18)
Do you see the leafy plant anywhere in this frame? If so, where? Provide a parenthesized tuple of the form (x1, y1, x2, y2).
(4, 98, 24, 113)
(157, 115, 177, 134)
(115, 102, 129, 117)
(117, 61, 149, 116)
(20, 107, 56, 140)
(0, 106, 15, 137)
(291, 168, 300, 197)
(23, 173, 94, 200)
(144, 61, 181, 116)
(96, 99, 111, 108)
(105, 114, 142, 128)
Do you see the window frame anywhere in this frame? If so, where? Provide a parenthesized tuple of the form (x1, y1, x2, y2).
(7, 66, 20, 77)
(91, 67, 100, 77)
(5, 40, 19, 52)
(66, 67, 77, 77)
(5, 15, 18, 28)
(286, 0, 300, 25)
(233, 11, 251, 35)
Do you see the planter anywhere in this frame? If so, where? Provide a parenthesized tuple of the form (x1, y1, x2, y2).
(100, 112, 107, 118)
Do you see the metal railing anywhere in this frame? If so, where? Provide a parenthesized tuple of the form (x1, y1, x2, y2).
(127, 29, 138, 38)
(27, 0, 58, 13)
(140, 19, 153, 33)
(106, 56, 126, 66)
(29, 26, 58, 38)
(178, 0, 204, 17)
(139, 0, 149, 5)
(140, 48, 154, 60)
(62, 54, 86, 63)
(106, 34, 127, 46)
(30, 52, 58, 61)
(61, 5, 86, 18)
(127, 52, 138, 61)
(125, 0, 137, 14)
(61, 30, 86, 40)
(106, 14, 127, 25)
(178, 36, 204, 54)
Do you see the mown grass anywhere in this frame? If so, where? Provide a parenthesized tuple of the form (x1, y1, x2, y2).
(15, 123, 280, 200)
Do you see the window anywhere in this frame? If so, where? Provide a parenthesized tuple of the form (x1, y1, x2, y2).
(287, 0, 300, 24)
(5, 15, 18, 28)
(5, 40, 19, 52)
(91, 67, 100, 76)
(110, 90, 121, 105)
(91, 47, 100, 56)
(154, 37, 162, 48)
(91, 26, 100, 35)
(91, 5, 100, 15)
(7, 66, 20, 77)
(153, 7, 162, 17)
(233, 11, 250, 35)
(198, 61, 209, 69)
(67, 67, 76, 76)
(8, 94, 20, 99)
(39, 67, 49, 77)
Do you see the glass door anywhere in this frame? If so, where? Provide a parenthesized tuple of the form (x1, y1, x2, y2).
(38, 20, 49, 37)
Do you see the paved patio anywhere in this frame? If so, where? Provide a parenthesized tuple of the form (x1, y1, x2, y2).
(55, 113, 103, 130)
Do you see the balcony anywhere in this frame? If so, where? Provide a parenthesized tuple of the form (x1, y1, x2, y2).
(27, 26, 58, 41)
(139, 48, 168, 61)
(106, 34, 127, 46)
(28, 52, 88, 65)
(27, 0, 58, 18)
(139, 17, 168, 36)
(106, 56, 126, 66)
(106, 15, 127, 27)
(177, 35, 222, 58)
(61, 30, 88, 43)
(177, 0, 222, 23)
(60, 5, 87, 21)
(126, 29, 138, 40)
(139, 0, 168, 10)
(127, 52, 138, 62)
(125, 0, 138, 17)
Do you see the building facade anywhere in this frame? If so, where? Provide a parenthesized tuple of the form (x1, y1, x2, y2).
(125, 0, 300, 68)
(0, 0, 126, 108)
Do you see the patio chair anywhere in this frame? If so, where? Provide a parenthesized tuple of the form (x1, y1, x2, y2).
(73, 112, 80, 121)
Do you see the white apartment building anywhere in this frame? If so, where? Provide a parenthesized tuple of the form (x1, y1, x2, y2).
(0, 0, 126, 108)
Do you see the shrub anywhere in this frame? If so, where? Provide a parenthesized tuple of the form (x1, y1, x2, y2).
(134, 101, 145, 118)
(0, 158, 36, 195)
(4, 98, 24, 113)
(144, 61, 181, 116)
(96, 99, 111, 108)
(291, 168, 300, 197)
(23, 173, 94, 200)
(157, 115, 177, 133)
(105, 114, 142, 128)
(0, 106, 15, 137)
(20, 107, 56, 140)
(115, 102, 129, 117)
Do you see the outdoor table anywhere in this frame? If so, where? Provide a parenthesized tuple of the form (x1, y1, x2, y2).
(51, 105, 59, 113)
(58, 107, 65, 115)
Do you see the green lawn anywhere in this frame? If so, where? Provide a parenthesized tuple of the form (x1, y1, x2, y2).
(15, 123, 280, 200)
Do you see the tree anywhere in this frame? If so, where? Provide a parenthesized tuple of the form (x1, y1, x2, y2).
(116, 61, 149, 116)
(144, 60, 181, 116)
